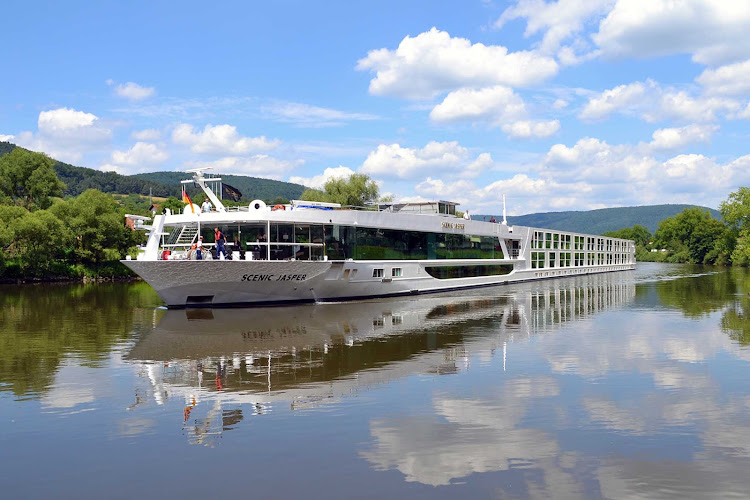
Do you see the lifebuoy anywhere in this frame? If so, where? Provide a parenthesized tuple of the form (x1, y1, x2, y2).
(273, 204, 286, 211)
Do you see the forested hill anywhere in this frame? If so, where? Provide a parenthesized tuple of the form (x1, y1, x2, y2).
(133, 172, 305, 202)
(0, 141, 305, 202)
(0, 141, 175, 197)
(478, 204, 721, 234)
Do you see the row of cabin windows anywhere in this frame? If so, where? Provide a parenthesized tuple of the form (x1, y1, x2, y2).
(203, 223, 505, 261)
(531, 232, 631, 252)
(373, 268, 403, 278)
(531, 251, 632, 268)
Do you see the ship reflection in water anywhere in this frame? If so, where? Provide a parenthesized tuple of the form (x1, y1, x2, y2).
(126, 272, 635, 447)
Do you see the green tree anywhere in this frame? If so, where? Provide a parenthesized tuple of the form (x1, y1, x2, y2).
(603, 224, 652, 246)
(7, 209, 72, 275)
(654, 207, 727, 264)
(300, 173, 380, 207)
(0, 149, 65, 210)
(162, 196, 185, 214)
(50, 190, 138, 265)
(720, 187, 750, 265)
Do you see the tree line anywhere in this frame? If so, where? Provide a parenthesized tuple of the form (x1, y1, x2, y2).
(0, 149, 144, 279)
(604, 187, 750, 266)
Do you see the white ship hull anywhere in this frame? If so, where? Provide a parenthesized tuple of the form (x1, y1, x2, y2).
(123, 259, 635, 307)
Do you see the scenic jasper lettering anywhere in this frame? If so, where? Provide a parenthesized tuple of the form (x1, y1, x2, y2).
(241, 274, 307, 282)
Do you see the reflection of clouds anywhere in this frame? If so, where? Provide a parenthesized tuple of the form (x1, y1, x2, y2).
(363, 416, 559, 487)
(583, 399, 647, 434)
(41, 384, 95, 409)
(117, 418, 155, 437)
(661, 339, 705, 363)
(362, 377, 563, 487)
(40, 365, 100, 411)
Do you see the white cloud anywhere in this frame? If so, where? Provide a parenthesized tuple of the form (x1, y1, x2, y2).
(654, 91, 738, 123)
(111, 142, 169, 166)
(496, 1, 750, 67)
(552, 99, 569, 109)
(696, 59, 750, 96)
(111, 81, 156, 101)
(0, 134, 14, 142)
(496, 0, 613, 55)
(356, 27, 558, 99)
(501, 119, 560, 138)
(580, 80, 741, 122)
(262, 101, 378, 127)
(539, 136, 750, 207)
(183, 155, 303, 181)
(360, 141, 494, 180)
(12, 107, 112, 164)
(579, 81, 648, 120)
(430, 86, 526, 124)
(172, 123, 281, 155)
(131, 128, 161, 141)
(38, 107, 97, 133)
(429, 86, 559, 138)
(593, 0, 750, 65)
(415, 177, 481, 202)
(544, 137, 656, 183)
(649, 124, 717, 150)
(289, 166, 356, 189)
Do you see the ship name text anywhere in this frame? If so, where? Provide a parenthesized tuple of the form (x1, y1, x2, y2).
(241, 274, 307, 282)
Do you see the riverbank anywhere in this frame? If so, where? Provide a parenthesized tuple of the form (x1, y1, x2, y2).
(0, 260, 137, 283)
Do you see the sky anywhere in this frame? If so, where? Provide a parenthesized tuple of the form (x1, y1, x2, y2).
(1, 0, 749, 215)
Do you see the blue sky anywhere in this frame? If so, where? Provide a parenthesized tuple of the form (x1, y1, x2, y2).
(1, 0, 749, 214)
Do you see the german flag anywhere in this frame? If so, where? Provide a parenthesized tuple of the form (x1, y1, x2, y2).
(182, 188, 195, 213)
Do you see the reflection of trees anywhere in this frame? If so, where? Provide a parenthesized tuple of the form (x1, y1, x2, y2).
(0, 282, 160, 397)
(654, 267, 737, 317)
(651, 266, 750, 345)
(720, 270, 750, 345)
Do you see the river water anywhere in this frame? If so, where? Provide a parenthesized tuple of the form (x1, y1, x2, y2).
(2, 262, 750, 498)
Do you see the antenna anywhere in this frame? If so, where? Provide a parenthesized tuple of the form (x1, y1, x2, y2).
(502, 194, 508, 225)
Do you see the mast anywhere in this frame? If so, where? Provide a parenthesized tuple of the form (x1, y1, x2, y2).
(502, 194, 507, 225)
(182, 167, 226, 212)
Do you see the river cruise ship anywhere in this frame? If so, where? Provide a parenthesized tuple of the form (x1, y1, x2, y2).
(123, 169, 636, 308)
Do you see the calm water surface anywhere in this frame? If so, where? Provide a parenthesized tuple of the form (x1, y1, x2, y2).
(2, 262, 750, 498)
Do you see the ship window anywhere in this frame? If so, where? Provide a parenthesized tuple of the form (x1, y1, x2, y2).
(425, 264, 513, 279)
(295, 224, 311, 244)
(531, 251, 545, 269)
(392, 268, 402, 277)
(373, 268, 384, 278)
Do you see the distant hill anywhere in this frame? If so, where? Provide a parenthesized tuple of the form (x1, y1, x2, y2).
(0, 141, 306, 202)
(134, 172, 305, 202)
(478, 204, 722, 234)
(0, 141, 175, 197)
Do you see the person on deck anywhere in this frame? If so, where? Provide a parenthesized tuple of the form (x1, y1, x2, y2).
(196, 236, 204, 260)
(214, 227, 226, 259)
(201, 200, 212, 213)
(463, 210, 471, 220)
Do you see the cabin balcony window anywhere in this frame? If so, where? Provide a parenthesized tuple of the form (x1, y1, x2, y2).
(392, 268, 402, 277)
(425, 264, 513, 279)
(373, 268, 384, 278)
(323, 225, 502, 261)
